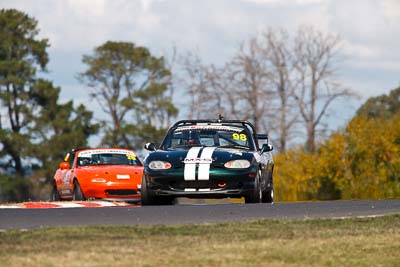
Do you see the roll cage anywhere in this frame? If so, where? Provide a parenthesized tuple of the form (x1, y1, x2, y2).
(160, 119, 266, 151)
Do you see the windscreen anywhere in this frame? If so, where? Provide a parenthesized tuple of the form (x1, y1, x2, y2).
(77, 149, 141, 166)
(164, 125, 254, 150)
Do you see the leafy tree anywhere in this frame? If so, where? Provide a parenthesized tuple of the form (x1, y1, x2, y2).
(79, 41, 178, 149)
(274, 112, 400, 202)
(0, 9, 49, 176)
(28, 79, 99, 182)
(0, 174, 29, 202)
(356, 86, 400, 118)
(274, 146, 317, 201)
(0, 9, 99, 201)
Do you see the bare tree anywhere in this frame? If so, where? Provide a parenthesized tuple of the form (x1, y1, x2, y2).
(228, 38, 274, 132)
(177, 26, 352, 152)
(179, 40, 276, 126)
(179, 52, 217, 119)
(178, 35, 297, 149)
(259, 29, 299, 151)
(203, 64, 239, 118)
(293, 26, 352, 152)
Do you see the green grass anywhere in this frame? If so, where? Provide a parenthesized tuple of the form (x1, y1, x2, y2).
(1, 215, 400, 267)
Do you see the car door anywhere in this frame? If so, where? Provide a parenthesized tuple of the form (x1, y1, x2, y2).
(262, 145, 274, 184)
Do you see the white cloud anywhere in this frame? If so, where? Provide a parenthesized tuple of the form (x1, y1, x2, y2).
(66, 0, 108, 17)
(381, 0, 400, 22)
(136, 8, 161, 31)
(242, 0, 324, 5)
(0, 0, 399, 127)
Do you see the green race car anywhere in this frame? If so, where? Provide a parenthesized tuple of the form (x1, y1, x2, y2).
(142, 118, 274, 205)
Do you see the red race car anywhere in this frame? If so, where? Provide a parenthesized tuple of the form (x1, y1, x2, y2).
(52, 148, 143, 202)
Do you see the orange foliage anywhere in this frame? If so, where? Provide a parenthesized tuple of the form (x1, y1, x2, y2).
(274, 114, 400, 201)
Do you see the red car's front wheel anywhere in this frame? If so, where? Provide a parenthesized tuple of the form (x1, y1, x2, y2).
(73, 180, 86, 201)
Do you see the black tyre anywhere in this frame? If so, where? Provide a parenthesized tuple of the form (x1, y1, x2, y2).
(50, 184, 60, 201)
(141, 175, 157, 205)
(262, 171, 274, 203)
(141, 175, 174, 205)
(73, 180, 85, 201)
(262, 187, 274, 203)
(244, 171, 262, 204)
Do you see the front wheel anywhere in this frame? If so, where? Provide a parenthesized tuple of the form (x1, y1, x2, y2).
(141, 175, 158, 205)
(73, 180, 85, 201)
(244, 172, 262, 204)
(262, 187, 274, 203)
(141, 175, 174, 205)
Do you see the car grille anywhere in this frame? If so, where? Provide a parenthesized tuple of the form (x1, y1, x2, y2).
(171, 181, 223, 190)
(105, 189, 138, 196)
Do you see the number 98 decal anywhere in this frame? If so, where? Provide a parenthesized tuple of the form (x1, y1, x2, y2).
(232, 133, 247, 141)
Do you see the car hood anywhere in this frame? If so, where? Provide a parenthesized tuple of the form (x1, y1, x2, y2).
(145, 147, 257, 168)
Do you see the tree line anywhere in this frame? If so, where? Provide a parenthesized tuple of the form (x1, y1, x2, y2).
(275, 87, 400, 200)
(0, 9, 176, 200)
(1, 8, 398, 202)
(178, 28, 353, 152)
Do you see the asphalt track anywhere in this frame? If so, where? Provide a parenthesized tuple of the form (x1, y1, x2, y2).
(1, 199, 400, 230)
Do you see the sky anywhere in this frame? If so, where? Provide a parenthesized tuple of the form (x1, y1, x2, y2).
(1, 0, 400, 141)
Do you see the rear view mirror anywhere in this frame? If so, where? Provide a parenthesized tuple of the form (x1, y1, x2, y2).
(144, 142, 157, 151)
(59, 162, 70, 170)
(261, 143, 273, 153)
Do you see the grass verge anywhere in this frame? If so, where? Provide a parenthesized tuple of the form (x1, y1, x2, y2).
(1, 214, 399, 267)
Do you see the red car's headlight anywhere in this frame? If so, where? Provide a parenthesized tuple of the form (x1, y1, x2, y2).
(149, 161, 172, 170)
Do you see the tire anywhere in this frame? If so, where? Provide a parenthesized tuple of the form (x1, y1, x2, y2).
(50, 184, 60, 201)
(262, 171, 274, 203)
(73, 180, 85, 201)
(141, 175, 157, 205)
(244, 171, 262, 204)
(141, 175, 174, 205)
(262, 187, 274, 203)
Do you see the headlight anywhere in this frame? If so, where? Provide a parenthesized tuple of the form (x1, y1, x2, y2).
(224, 159, 251, 169)
(149, 161, 172, 170)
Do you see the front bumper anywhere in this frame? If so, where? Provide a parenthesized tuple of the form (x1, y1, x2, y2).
(82, 181, 141, 201)
(145, 167, 257, 198)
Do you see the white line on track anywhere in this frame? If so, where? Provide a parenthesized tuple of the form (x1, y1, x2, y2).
(0, 201, 138, 209)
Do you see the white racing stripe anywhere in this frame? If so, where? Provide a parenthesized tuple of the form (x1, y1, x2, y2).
(184, 147, 202, 181)
(198, 147, 216, 180)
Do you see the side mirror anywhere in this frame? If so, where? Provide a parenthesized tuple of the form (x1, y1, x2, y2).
(59, 162, 70, 170)
(261, 143, 273, 153)
(144, 142, 157, 151)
